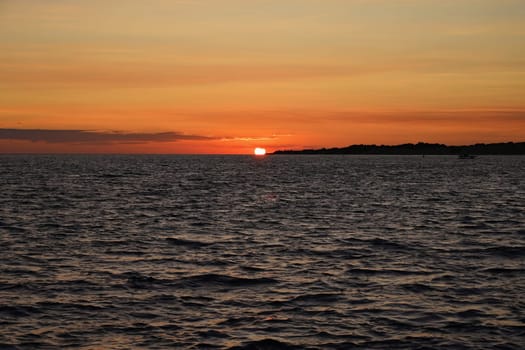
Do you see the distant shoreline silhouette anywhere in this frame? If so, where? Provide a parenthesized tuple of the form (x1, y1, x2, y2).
(273, 142, 525, 155)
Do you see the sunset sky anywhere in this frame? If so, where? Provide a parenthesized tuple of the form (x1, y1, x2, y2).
(1, 0, 524, 154)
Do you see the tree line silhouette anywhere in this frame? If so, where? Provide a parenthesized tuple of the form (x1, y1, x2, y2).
(273, 142, 525, 155)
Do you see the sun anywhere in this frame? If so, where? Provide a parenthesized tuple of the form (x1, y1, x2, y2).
(254, 147, 267, 156)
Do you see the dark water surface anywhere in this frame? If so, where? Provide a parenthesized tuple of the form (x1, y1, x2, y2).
(1, 155, 524, 349)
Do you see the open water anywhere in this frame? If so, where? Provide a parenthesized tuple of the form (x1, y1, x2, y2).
(0, 155, 524, 349)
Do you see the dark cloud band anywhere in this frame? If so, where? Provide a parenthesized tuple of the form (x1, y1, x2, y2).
(0, 129, 213, 144)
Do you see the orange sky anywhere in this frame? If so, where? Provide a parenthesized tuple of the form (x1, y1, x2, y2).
(1, 0, 524, 154)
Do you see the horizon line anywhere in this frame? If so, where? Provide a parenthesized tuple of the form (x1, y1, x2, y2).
(2, 140, 525, 156)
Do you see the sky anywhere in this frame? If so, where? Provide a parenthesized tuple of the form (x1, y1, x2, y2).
(1, 0, 524, 154)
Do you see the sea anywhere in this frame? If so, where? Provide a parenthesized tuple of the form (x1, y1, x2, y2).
(0, 155, 524, 349)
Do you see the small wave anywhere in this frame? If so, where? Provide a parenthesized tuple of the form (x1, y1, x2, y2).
(100, 173, 125, 178)
(166, 237, 213, 248)
(240, 265, 266, 272)
(457, 246, 525, 258)
(98, 324, 157, 334)
(2, 341, 56, 349)
(483, 246, 524, 258)
(195, 342, 224, 349)
(456, 309, 488, 318)
(0, 305, 41, 317)
(178, 273, 278, 288)
(196, 330, 228, 339)
(368, 238, 410, 250)
(180, 295, 214, 303)
(297, 247, 364, 259)
(481, 267, 525, 275)
(450, 286, 485, 296)
(147, 294, 179, 303)
(402, 282, 437, 293)
(1, 268, 41, 276)
(36, 301, 105, 312)
(343, 237, 410, 251)
(38, 222, 62, 229)
(190, 221, 211, 227)
(129, 312, 160, 319)
(290, 293, 341, 304)
(90, 239, 129, 247)
(157, 323, 182, 331)
(0, 282, 38, 292)
(218, 316, 258, 326)
(2, 225, 27, 233)
(227, 338, 302, 350)
(104, 249, 146, 256)
(347, 268, 429, 276)
(119, 272, 166, 289)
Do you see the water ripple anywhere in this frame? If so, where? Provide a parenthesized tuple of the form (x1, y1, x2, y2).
(0, 155, 524, 349)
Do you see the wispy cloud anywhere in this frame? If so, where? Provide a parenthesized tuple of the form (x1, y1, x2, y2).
(220, 136, 276, 142)
(0, 128, 213, 144)
(0, 62, 359, 88)
(318, 109, 525, 125)
(220, 133, 293, 142)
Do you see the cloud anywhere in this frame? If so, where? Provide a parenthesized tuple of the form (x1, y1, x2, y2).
(0, 62, 358, 88)
(319, 109, 525, 125)
(220, 136, 276, 142)
(0, 128, 213, 144)
(219, 133, 294, 142)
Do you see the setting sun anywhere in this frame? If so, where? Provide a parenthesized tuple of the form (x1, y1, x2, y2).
(254, 148, 267, 156)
